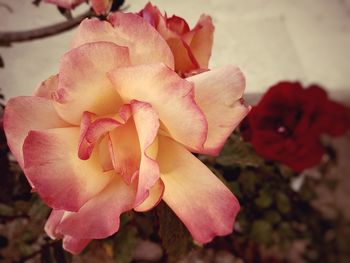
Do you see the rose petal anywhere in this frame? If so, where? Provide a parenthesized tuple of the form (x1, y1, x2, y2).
(184, 15, 214, 69)
(71, 13, 174, 69)
(57, 175, 136, 239)
(4, 96, 68, 170)
(45, 210, 65, 239)
(166, 38, 199, 75)
(78, 114, 122, 160)
(167, 15, 191, 35)
(91, 0, 111, 15)
(108, 64, 208, 151)
(158, 136, 240, 244)
(34, 75, 58, 98)
(77, 111, 95, 160)
(22, 127, 114, 211)
(134, 179, 164, 212)
(62, 236, 91, 255)
(109, 118, 141, 185)
(98, 135, 114, 172)
(53, 42, 130, 124)
(130, 101, 160, 206)
(187, 65, 250, 155)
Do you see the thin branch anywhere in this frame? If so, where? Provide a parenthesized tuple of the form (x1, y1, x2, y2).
(0, 10, 93, 45)
(0, 2, 13, 13)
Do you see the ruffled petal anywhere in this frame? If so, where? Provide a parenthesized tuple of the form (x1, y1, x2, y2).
(166, 38, 199, 75)
(109, 118, 141, 184)
(91, 0, 111, 15)
(187, 65, 250, 155)
(62, 236, 91, 255)
(134, 179, 164, 212)
(78, 112, 122, 160)
(53, 42, 130, 124)
(158, 136, 240, 244)
(45, 210, 65, 239)
(130, 101, 160, 206)
(184, 15, 214, 69)
(108, 64, 208, 151)
(57, 175, 136, 239)
(22, 127, 114, 211)
(4, 96, 68, 169)
(71, 13, 174, 69)
(98, 135, 114, 172)
(34, 75, 58, 99)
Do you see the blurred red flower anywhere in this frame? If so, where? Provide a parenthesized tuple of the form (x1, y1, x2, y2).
(241, 82, 349, 172)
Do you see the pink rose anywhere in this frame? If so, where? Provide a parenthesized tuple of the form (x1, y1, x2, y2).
(4, 12, 249, 254)
(139, 3, 214, 77)
(45, 0, 112, 15)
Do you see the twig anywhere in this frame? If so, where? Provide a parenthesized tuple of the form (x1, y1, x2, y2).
(0, 2, 13, 13)
(0, 10, 93, 45)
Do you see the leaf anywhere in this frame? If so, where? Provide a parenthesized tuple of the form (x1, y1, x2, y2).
(238, 170, 257, 193)
(275, 192, 291, 214)
(156, 201, 192, 262)
(254, 189, 273, 208)
(250, 220, 272, 244)
(0, 203, 15, 217)
(112, 226, 137, 263)
(28, 196, 50, 223)
(216, 133, 264, 168)
(263, 211, 281, 225)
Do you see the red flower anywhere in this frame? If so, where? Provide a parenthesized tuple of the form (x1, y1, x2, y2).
(241, 82, 349, 172)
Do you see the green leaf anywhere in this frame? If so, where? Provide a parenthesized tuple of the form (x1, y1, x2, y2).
(28, 196, 50, 224)
(157, 202, 192, 262)
(250, 220, 272, 244)
(112, 226, 137, 263)
(216, 134, 264, 168)
(263, 211, 281, 225)
(254, 189, 273, 208)
(238, 170, 257, 193)
(275, 192, 291, 214)
(0, 203, 14, 216)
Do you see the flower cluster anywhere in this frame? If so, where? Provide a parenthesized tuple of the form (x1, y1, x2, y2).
(4, 6, 249, 254)
(242, 82, 349, 172)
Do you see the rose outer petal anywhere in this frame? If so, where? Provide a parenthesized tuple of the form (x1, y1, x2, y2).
(71, 13, 174, 69)
(4, 96, 68, 170)
(108, 63, 208, 152)
(62, 236, 91, 255)
(187, 65, 250, 155)
(22, 127, 114, 211)
(56, 175, 136, 239)
(158, 136, 240, 244)
(54, 42, 130, 124)
(34, 74, 59, 98)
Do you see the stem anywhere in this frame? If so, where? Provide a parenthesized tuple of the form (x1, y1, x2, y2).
(0, 10, 93, 45)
